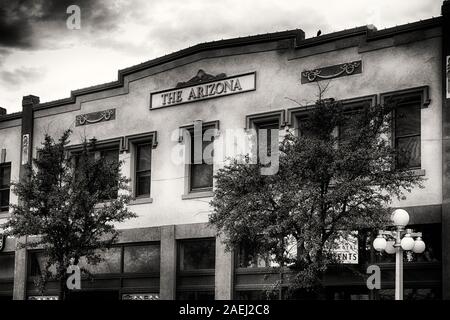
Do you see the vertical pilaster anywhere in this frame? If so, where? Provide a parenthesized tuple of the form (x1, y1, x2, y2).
(442, 0, 450, 300)
(215, 235, 234, 300)
(159, 225, 177, 300)
(12, 95, 38, 300)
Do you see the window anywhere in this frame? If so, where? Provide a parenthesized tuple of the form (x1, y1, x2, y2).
(246, 111, 283, 164)
(177, 238, 216, 300)
(135, 143, 152, 197)
(179, 239, 216, 271)
(190, 129, 214, 191)
(255, 121, 279, 158)
(77, 247, 122, 274)
(0, 163, 11, 212)
(0, 253, 14, 279)
(77, 147, 119, 201)
(123, 244, 160, 273)
(393, 96, 421, 169)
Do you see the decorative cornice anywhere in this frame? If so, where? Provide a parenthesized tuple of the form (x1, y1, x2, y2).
(176, 69, 227, 88)
(28, 17, 441, 112)
(75, 109, 115, 126)
(301, 60, 362, 83)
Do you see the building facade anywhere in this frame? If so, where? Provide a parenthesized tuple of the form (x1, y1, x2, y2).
(1, 1, 450, 300)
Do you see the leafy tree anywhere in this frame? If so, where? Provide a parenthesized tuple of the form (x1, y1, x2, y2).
(2, 130, 136, 300)
(209, 98, 423, 299)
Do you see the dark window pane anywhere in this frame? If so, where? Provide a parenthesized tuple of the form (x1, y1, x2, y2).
(0, 190, 9, 210)
(136, 172, 151, 196)
(395, 103, 421, 137)
(100, 149, 119, 200)
(0, 165, 11, 188)
(396, 136, 421, 169)
(0, 254, 15, 279)
(180, 239, 215, 271)
(78, 248, 122, 274)
(123, 244, 160, 273)
(257, 121, 279, 157)
(101, 149, 119, 164)
(191, 164, 213, 190)
(190, 128, 214, 191)
(137, 144, 152, 171)
(237, 245, 270, 268)
(28, 252, 57, 276)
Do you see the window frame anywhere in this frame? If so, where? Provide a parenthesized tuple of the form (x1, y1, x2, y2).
(0, 162, 11, 212)
(381, 87, 429, 171)
(180, 121, 219, 199)
(68, 141, 121, 202)
(134, 142, 152, 199)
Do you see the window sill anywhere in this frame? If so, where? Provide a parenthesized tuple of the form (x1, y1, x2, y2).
(182, 190, 214, 200)
(0, 211, 9, 219)
(409, 168, 426, 176)
(129, 197, 153, 205)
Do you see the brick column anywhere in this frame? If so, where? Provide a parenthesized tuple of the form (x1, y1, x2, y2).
(12, 95, 38, 300)
(159, 225, 177, 300)
(215, 234, 234, 300)
(442, 0, 450, 300)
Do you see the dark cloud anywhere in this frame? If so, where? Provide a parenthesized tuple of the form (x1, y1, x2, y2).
(0, 0, 120, 49)
(0, 66, 43, 88)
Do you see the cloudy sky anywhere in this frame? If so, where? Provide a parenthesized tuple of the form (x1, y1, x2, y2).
(0, 0, 442, 113)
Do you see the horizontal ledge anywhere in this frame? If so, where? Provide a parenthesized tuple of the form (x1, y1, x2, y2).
(128, 197, 154, 205)
(182, 191, 214, 200)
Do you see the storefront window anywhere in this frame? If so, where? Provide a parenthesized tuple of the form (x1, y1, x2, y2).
(78, 247, 121, 274)
(179, 239, 215, 271)
(123, 244, 160, 273)
(0, 253, 14, 279)
(28, 251, 57, 276)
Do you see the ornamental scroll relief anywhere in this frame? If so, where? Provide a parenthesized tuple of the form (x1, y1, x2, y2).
(301, 60, 362, 83)
(75, 108, 115, 126)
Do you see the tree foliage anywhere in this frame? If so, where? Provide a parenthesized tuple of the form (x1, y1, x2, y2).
(209, 98, 423, 298)
(2, 130, 136, 299)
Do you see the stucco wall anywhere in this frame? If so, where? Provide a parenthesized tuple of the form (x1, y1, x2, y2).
(24, 30, 443, 230)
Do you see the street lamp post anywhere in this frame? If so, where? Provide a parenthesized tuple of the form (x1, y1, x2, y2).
(372, 209, 426, 300)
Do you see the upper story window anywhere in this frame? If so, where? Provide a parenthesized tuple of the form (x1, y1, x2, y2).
(0, 163, 11, 212)
(135, 143, 152, 198)
(246, 110, 284, 161)
(190, 127, 214, 192)
(180, 121, 218, 196)
(393, 96, 421, 170)
(73, 144, 120, 201)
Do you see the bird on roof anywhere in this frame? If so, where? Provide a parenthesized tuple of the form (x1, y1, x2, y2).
(316, 30, 322, 36)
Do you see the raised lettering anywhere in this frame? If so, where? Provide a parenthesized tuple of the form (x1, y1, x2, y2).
(161, 93, 168, 106)
(234, 79, 242, 91)
(188, 88, 196, 100)
(224, 80, 233, 93)
(176, 90, 183, 103)
(197, 86, 205, 98)
(216, 82, 224, 94)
